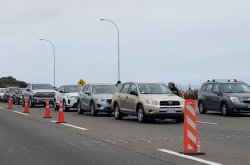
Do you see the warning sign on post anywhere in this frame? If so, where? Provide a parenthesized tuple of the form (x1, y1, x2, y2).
(78, 79, 86, 86)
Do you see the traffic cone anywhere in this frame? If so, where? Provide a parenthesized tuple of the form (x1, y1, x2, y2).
(7, 96, 13, 109)
(56, 100, 65, 123)
(23, 98, 29, 113)
(43, 99, 52, 118)
(181, 99, 205, 155)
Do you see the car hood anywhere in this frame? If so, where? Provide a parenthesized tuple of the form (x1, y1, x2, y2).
(33, 89, 56, 93)
(65, 92, 78, 97)
(94, 94, 113, 100)
(141, 94, 184, 101)
(225, 93, 250, 98)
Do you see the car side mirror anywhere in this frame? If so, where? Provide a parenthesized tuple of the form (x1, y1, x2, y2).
(130, 91, 138, 96)
(26, 89, 30, 92)
(85, 91, 90, 95)
(59, 90, 64, 93)
(214, 91, 220, 96)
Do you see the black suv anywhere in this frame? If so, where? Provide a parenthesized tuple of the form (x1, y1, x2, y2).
(198, 79, 250, 116)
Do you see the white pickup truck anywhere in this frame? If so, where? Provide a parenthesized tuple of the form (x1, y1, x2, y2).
(54, 85, 79, 111)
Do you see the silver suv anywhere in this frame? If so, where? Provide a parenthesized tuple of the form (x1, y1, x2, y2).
(77, 83, 117, 116)
(112, 82, 185, 123)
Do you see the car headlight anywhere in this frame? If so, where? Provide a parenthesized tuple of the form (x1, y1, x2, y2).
(146, 99, 158, 105)
(180, 100, 185, 105)
(230, 97, 240, 103)
(97, 97, 105, 101)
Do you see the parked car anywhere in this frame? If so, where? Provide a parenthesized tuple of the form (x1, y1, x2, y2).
(0, 88, 6, 102)
(112, 82, 185, 123)
(77, 83, 116, 116)
(2, 87, 18, 103)
(54, 85, 80, 111)
(22, 83, 56, 107)
(198, 79, 250, 116)
(12, 88, 26, 105)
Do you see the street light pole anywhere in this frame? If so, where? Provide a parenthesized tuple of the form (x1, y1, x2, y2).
(39, 39, 56, 87)
(100, 19, 120, 82)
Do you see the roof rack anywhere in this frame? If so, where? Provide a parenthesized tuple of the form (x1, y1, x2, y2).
(207, 79, 237, 83)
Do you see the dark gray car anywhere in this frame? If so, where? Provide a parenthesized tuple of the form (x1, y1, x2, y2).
(77, 83, 116, 116)
(198, 79, 250, 116)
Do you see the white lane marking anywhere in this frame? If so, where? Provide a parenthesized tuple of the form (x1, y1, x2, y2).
(158, 149, 223, 165)
(51, 120, 88, 131)
(13, 111, 29, 116)
(197, 121, 219, 125)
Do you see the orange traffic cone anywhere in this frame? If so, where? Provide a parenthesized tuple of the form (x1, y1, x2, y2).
(43, 99, 52, 118)
(56, 100, 65, 123)
(23, 98, 29, 113)
(181, 99, 205, 155)
(7, 96, 13, 109)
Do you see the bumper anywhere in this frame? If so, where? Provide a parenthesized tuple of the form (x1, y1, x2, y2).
(33, 97, 54, 104)
(95, 101, 112, 112)
(66, 97, 78, 108)
(229, 103, 250, 113)
(144, 104, 184, 117)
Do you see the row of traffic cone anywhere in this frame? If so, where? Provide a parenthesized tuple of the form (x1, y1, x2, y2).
(7, 97, 65, 123)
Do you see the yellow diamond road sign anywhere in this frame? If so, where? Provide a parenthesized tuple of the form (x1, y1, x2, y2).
(78, 79, 86, 86)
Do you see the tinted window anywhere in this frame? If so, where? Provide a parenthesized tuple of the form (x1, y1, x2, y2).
(92, 85, 116, 94)
(121, 84, 130, 93)
(212, 84, 220, 93)
(206, 84, 213, 92)
(138, 83, 172, 94)
(201, 84, 207, 91)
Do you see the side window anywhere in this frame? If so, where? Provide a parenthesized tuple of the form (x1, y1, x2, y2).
(121, 83, 130, 94)
(128, 83, 137, 94)
(84, 85, 89, 92)
(212, 84, 220, 93)
(118, 84, 124, 92)
(206, 84, 213, 92)
(201, 84, 207, 91)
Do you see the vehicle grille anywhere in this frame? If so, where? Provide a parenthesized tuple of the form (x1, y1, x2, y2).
(242, 97, 250, 103)
(160, 101, 180, 106)
(106, 99, 112, 104)
(34, 92, 55, 98)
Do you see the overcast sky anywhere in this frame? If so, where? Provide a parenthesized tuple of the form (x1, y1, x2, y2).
(1, 0, 250, 87)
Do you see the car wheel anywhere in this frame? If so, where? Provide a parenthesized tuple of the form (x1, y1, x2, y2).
(77, 101, 83, 114)
(29, 97, 34, 107)
(90, 102, 98, 116)
(63, 101, 69, 112)
(54, 100, 59, 110)
(137, 105, 148, 123)
(175, 116, 184, 123)
(114, 104, 123, 120)
(198, 101, 207, 114)
(221, 103, 230, 116)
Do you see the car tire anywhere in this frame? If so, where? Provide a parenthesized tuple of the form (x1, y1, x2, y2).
(221, 103, 231, 116)
(29, 97, 34, 107)
(198, 101, 207, 114)
(90, 102, 98, 116)
(175, 116, 184, 123)
(137, 105, 148, 123)
(63, 101, 69, 112)
(77, 101, 83, 114)
(114, 104, 123, 120)
(54, 100, 59, 110)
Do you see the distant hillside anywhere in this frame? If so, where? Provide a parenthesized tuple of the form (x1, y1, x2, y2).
(0, 76, 27, 88)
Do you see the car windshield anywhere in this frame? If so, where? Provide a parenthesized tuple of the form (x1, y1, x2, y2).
(92, 85, 116, 94)
(138, 83, 172, 94)
(0, 89, 5, 93)
(18, 89, 25, 94)
(9, 88, 17, 92)
(32, 84, 53, 90)
(221, 83, 250, 93)
(64, 86, 79, 93)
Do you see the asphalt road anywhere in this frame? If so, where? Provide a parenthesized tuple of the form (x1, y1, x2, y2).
(0, 102, 250, 165)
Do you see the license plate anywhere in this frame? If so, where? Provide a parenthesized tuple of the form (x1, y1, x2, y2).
(166, 109, 176, 113)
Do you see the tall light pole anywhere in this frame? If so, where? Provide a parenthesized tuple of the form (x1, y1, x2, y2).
(39, 38, 56, 87)
(100, 18, 120, 82)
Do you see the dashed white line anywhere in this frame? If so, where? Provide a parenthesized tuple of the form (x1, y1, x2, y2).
(158, 149, 223, 165)
(13, 111, 29, 116)
(51, 120, 88, 131)
(197, 121, 219, 125)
